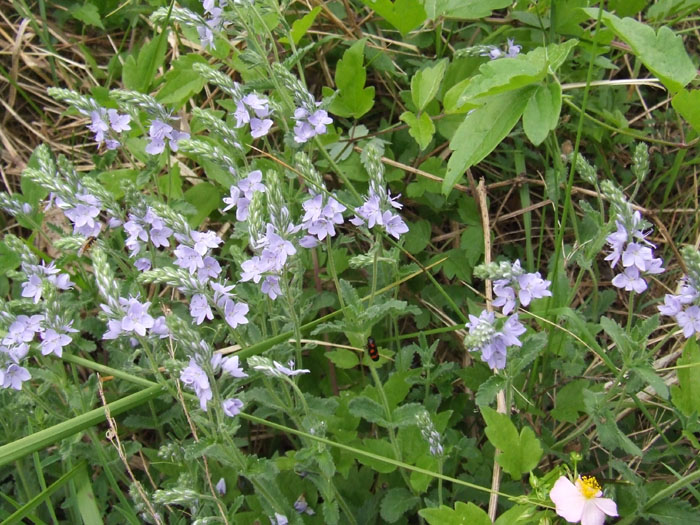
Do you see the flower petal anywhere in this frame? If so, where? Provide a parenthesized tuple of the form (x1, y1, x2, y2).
(592, 497, 618, 517)
(550, 476, 586, 522)
(581, 501, 606, 525)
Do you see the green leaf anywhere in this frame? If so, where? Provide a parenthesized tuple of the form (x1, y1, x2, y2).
(158, 165, 184, 199)
(122, 35, 169, 93)
(0, 386, 163, 467)
(481, 406, 543, 479)
(326, 349, 360, 369)
(69, 2, 105, 29)
(421, 0, 513, 19)
(348, 396, 389, 426)
(633, 365, 669, 400)
(475, 375, 505, 407)
(328, 39, 375, 119)
(403, 219, 431, 254)
(157, 54, 207, 108)
(670, 338, 700, 416)
(583, 9, 696, 93)
(522, 82, 562, 146)
(400, 111, 435, 150)
(0, 241, 21, 275)
(419, 501, 491, 525)
(392, 403, 424, 428)
(357, 0, 427, 36)
(443, 87, 533, 194)
(452, 40, 576, 107)
(280, 6, 322, 45)
(356, 438, 397, 473)
(380, 488, 420, 523)
(98, 169, 138, 199)
(183, 183, 221, 227)
(672, 89, 700, 133)
(411, 59, 448, 111)
(550, 380, 590, 423)
(75, 463, 103, 525)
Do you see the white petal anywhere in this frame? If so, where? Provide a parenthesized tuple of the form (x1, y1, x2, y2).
(550, 477, 585, 522)
(581, 501, 606, 525)
(593, 497, 618, 517)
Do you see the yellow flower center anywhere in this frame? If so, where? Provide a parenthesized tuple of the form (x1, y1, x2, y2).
(578, 476, 602, 499)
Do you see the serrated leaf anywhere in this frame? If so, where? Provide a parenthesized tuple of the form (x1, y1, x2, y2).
(280, 6, 322, 45)
(400, 111, 435, 150)
(357, 0, 427, 36)
(392, 403, 424, 428)
(329, 39, 375, 119)
(443, 87, 532, 194)
(646, 498, 700, 524)
(475, 375, 505, 407)
(419, 501, 490, 524)
(481, 406, 542, 479)
(522, 82, 562, 146)
(356, 438, 397, 473)
(348, 396, 389, 426)
(69, 2, 105, 29)
(583, 9, 696, 93)
(380, 488, 420, 523)
(672, 89, 700, 133)
(633, 365, 669, 400)
(550, 380, 590, 423)
(411, 59, 448, 111)
(670, 338, 700, 416)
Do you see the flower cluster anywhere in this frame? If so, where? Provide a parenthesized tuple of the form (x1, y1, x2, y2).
(351, 141, 409, 239)
(1, 311, 78, 389)
(180, 352, 247, 413)
(549, 475, 618, 525)
(658, 246, 700, 338)
(464, 311, 525, 370)
(481, 38, 522, 60)
(86, 107, 131, 150)
(222, 170, 266, 221)
(146, 118, 190, 155)
(240, 223, 296, 300)
(173, 229, 223, 281)
(293, 105, 333, 144)
(234, 93, 274, 139)
(21, 261, 74, 304)
(490, 260, 552, 315)
(604, 207, 663, 293)
(102, 296, 167, 340)
(296, 152, 346, 247)
(198, 0, 226, 49)
(466, 260, 550, 369)
(124, 207, 173, 257)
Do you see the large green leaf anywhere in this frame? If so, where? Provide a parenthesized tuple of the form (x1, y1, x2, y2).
(583, 9, 696, 93)
(421, 0, 513, 20)
(327, 39, 375, 119)
(380, 488, 420, 523)
(400, 111, 435, 150)
(183, 182, 221, 227)
(443, 87, 533, 194)
(157, 54, 208, 108)
(672, 89, 700, 133)
(419, 501, 491, 525)
(411, 59, 448, 111)
(358, 0, 427, 36)
(481, 406, 543, 479)
(671, 338, 700, 416)
(452, 40, 576, 108)
(522, 82, 562, 146)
